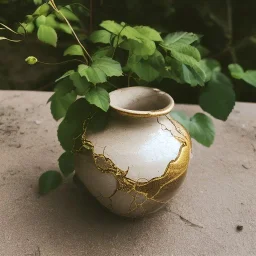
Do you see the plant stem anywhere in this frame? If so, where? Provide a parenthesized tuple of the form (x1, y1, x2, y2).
(38, 59, 86, 65)
(226, 0, 238, 63)
(49, 0, 92, 63)
(112, 24, 126, 58)
(89, 0, 93, 34)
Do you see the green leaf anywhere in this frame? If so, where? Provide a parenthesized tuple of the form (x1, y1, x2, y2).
(78, 57, 122, 85)
(56, 7, 79, 22)
(89, 30, 112, 44)
(199, 72, 235, 121)
(164, 57, 205, 86)
(58, 23, 72, 34)
(242, 70, 256, 87)
(228, 64, 256, 87)
(134, 26, 162, 41)
(39, 171, 62, 195)
(55, 70, 75, 82)
(37, 25, 57, 47)
(34, 0, 42, 5)
(64, 44, 84, 57)
(170, 111, 190, 131)
(70, 72, 91, 95)
(58, 99, 94, 151)
(100, 20, 123, 35)
(85, 87, 110, 112)
(170, 43, 201, 62)
(164, 32, 199, 45)
(58, 152, 74, 177)
(35, 15, 46, 27)
(49, 79, 77, 120)
(17, 22, 35, 34)
(228, 64, 244, 79)
(78, 65, 107, 85)
(87, 109, 109, 132)
(128, 60, 159, 82)
(170, 112, 215, 147)
(92, 46, 114, 58)
(100, 21, 142, 43)
(120, 38, 156, 56)
(182, 64, 204, 86)
(189, 113, 215, 147)
(33, 3, 50, 16)
(148, 50, 165, 70)
(93, 56, 123, 77)
(200, 59, 221, 82)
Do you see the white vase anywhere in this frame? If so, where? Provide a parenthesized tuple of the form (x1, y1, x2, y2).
(75, 86, 192, 217)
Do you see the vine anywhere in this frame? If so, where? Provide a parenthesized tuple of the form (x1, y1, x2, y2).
(0, 0, 255, 194)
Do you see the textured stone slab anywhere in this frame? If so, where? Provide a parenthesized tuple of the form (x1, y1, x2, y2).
(0, 91, 255, 256)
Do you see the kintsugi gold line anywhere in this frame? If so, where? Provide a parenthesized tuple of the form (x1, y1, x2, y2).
(78, 115, 191, 216)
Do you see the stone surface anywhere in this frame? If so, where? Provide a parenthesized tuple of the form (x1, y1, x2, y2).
(0, 91, 256, 256)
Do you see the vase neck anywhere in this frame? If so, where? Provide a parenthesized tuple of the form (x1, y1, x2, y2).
(109, 87, 174, 118)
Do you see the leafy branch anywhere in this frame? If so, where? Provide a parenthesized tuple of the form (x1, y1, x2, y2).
(48, 0, 92, 63)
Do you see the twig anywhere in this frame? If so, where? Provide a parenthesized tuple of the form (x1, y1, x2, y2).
(49, 0, 92, 63)
(89, 0, 93, 34)
(112, 24, 127, 58)
(226, 0, 238, 63)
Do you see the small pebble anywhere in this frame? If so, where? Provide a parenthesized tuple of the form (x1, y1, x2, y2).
(236, 225, 243, 232)
(35, 120, 42, 125)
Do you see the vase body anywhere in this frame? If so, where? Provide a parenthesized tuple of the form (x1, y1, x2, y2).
(75, 87, 192, 217)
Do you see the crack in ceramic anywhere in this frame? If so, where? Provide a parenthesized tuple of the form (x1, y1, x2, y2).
(75, 115, 191, 217)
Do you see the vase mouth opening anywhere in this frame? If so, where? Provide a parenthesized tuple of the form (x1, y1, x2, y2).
(109, 86, 174, 117)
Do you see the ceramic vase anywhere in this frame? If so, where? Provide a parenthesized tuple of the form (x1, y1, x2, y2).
(75, 86, 192, 217)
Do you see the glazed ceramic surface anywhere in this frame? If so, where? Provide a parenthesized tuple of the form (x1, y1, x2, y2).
(75, 87, 192, 217)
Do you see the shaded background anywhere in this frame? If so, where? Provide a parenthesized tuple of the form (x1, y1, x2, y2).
(0, 0, 256, 103)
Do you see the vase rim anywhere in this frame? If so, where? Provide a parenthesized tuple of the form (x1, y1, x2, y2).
(109, 86, 174, 117)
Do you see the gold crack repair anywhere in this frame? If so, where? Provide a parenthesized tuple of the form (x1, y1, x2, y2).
(78, 116, 191, 217)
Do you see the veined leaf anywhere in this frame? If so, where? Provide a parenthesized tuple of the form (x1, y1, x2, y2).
(55, 70, 75, 82)
(17, 22, 35, 34)
(170, 43, 201, 62)
(92, 46, 114, 58)
(120, 38, 156, 56)
(85, 87, 110, 112)
(134, 26, 162, 41)
(200, 59, 221, 82)
(128, 59, 159, 82)
(100, 20, 123, 35)
(164, 32, 199, 45)
(78, 57, 122, 84)
(49, 79, 77, 120)
(89, 30, 112, 44)
(182, 64, 204, 86)
(78, 64, 106, 84)
(37, 25, 57, 47)
(92, 57, 123, 77)
(199, 72, 235, 120)
(170, 111, 215, 147)
(70, 72, 91, 95)
(100, 20, 142, 43)
(228, 63, 256, 87)
(64, 44, 84, 57)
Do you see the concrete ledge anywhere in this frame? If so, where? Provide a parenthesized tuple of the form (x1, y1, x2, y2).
(0, 91, 256, 256)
